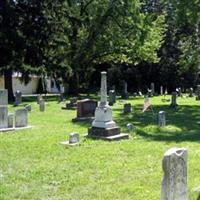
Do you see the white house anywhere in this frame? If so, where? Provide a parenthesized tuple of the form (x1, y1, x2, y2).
(0, 73, 60, 94)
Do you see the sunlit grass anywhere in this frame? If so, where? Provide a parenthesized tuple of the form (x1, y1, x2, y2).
(0, 95, 200, 200)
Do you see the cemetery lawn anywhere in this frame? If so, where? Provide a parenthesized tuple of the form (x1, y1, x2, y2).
(0, 95, 200, 200)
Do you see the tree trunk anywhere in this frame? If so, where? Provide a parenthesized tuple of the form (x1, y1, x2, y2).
(4, 70, 15, 102)
(68, 72, 79, 95)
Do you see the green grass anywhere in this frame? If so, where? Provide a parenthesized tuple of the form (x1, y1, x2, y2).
(0, 95, 200, 200)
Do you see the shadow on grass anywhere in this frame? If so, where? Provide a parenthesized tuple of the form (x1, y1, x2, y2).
(197, 194, 200, 200)
(114, 104, 200, 142)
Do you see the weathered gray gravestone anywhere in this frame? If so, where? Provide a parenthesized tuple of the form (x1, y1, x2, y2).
(25, 104, 31, 112)
(158, 111, 166, 127)
(108, 90, 116, 106)
(151, 82, 155, 96)
(0, 106, 8, 129)
(15, 109, 28, 127)
(161, 148, 188, 200)
(0, 89, 8, 105)
(121, 81, 129, 99)
(69, 133, 79, 144)
(196, 85, 200, 100)
(7, 113, 14, 128)
(123, 103, 132, 114)
(170, 92, 177, 108)
(189, 87, 194, 97)
(14, 90, 22, 106)
(160, 86, 163, 95)
(39, 100, 45, 112)
(37, 94, 43, 104)
(88, 71, 129, 141)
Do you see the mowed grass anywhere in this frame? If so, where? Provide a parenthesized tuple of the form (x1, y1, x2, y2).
(0, 95, 200, 200)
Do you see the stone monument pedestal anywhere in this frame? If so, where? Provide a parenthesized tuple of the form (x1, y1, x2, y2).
(87, 72, 129, 141)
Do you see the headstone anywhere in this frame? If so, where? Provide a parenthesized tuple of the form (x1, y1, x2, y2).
(151, 82, 155, 96)
(158, 111, 166, 127)
(108, 90, 116, 106)
(14, 90, 22, 106)
(0, 89, 8, 105)
(15, 109, 28, 127)
(170, 92, 177, 108)
(121, 81, 129, 99)
(160, 86, 163, 95)
(196, 85, 200, 100)
(127, 123, 134, 132)
(25, 104, 31, 112)
(138, 91, 143, 96)
(177, 87, 182, 97)
(161, 148, 188, 200)
(73, 99, 97, 121)
(66, 97, 77, 109)
(0, 106, 8, 129)
(7, 113, 14, 128)
(69, 133, 79, 144)
(147, 89, 152, 97)
(189, 88, 194, 97)
(37, 94, 43, 104)
(58, 93, 64, 102)
(88, 72, 129, 141)
(39, 100, 45, 112)
(123, 103, 132, 114)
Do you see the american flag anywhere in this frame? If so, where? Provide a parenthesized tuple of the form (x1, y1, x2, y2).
(142, 97, 151, 112)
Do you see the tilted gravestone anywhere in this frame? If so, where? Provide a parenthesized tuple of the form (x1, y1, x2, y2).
(123, 103, 132, 114)
(14, 90, 22, 106)
(0, 106, 8, 129)
(72, 99, 97, 121)
(170, 92, 177, 108)
(196, 85, 200, 100)
(0, 89, 8, 106)
(161, 148, 188, 200)
(158, 111, 166, 127)
(108, 90, 116, 106)
(15, 109, 28, 127)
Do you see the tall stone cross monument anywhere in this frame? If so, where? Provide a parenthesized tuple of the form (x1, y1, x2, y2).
(88, 72, 129, 141)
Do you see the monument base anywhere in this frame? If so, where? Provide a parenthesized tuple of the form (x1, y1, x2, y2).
(60, 141, 79, 147)
(87, 127, 129, 141)
(72, 117, 94, 122)
(0, 126, 32, 133)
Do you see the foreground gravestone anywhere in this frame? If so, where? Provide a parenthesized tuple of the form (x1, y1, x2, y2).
(170, 92, 177, 108)
(88, 72, 129, 141)
(14, 90, 22, 106)
(39, 100, 45, 112)
(0, 89, 8, 106)
(158, 111, 166, 127)
(15, 109, 28, 127)
(196, 85, 200, 100)
(161, 148, 188, 200)
(108, 90, 116, 106)
(0, 106, 8, 129)
(72, 99, 97, 121)
(123, 103, 132, 114)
